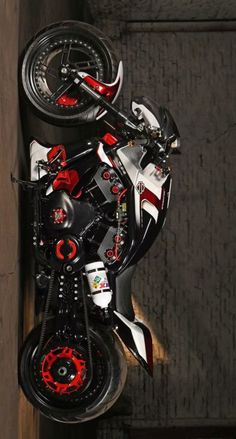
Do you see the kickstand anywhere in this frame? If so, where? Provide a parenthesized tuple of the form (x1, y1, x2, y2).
(11, 174, 37, 190)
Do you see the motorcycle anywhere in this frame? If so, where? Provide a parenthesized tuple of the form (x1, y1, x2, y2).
(17, 21, 180, 423)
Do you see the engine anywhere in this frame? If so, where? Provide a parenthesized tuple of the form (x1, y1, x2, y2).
(37, 162, 128, 274)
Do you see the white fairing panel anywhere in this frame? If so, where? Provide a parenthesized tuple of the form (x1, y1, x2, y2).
(114, 310, 147, 362)
(97, 142, 113, 167)
(136, 162, 169, 224)
(30, 140, 49, 181)
(117, 145, 169, 226)
(131, 101, 160, 129)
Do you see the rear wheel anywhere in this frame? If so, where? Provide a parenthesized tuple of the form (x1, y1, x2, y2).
(19, 319, 127, 423)
(21, 21, 119, 126)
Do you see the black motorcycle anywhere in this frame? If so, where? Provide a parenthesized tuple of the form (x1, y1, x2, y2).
(17, 21, 180, 423)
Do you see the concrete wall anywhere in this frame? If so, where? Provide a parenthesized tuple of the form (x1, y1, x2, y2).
(88, 3, 236, 438)
(88, 0, 236, 21)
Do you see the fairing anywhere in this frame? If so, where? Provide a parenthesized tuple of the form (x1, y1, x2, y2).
(29, 97, 175, 374)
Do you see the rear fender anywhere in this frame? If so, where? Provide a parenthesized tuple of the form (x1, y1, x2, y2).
(113, 310, 153, 376)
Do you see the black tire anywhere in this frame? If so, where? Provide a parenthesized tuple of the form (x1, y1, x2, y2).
(19, 319, 127, 423)
(21, 21, 119, 126)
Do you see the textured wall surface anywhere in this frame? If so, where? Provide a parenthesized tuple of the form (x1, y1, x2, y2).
(0, 1, 20, 439)
(93, 13, 236, 439)
(89, 0, 236, 21)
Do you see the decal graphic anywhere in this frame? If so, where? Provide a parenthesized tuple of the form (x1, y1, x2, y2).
(140, 186, 165, 211)
(136, 181, 145, 194)
(92, 275, 109, 290)
(136, 178, 166, 223)
(51, 208, 67, 224)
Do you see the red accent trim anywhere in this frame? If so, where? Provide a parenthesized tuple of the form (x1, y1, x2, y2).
(102, 133, 118, 146)
(57, 95, 78, 106)
(56, 71, 120, 108)
(47, 145, 66, 163)
(72, 189, 83, 199)
(140, 187, 165, 210)
(145, 335, 153, 376)
(55, 239, 65, 260)
(55, 239, 78, 261)
(117, 188, 127, 203)
(107, 156, 117, 168)
(84, 76, 120, 101)
(41, 346, 86, 394)
(52, 169, 79, 194)
(67, 239, 77, 261)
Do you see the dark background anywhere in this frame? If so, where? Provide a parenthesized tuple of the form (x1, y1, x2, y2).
(1, 1, 236, 438)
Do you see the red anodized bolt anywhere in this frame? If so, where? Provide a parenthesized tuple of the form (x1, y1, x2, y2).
(111, 185, 120, 194)
(102, 170, 111, 180)
(114, 234, 122, 243)
(105, 249, 114, 258)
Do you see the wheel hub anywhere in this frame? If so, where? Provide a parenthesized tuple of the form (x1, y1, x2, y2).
(60, 66, 70, 77)
(50, 358, 76, 382)
(33, 37, 103, 109)
(58, 366, 68, 376)
(41, 346, 86, 394)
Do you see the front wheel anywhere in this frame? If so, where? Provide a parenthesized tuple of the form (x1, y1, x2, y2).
(21, 21, 119, 126)
(18, 319, 127, 423)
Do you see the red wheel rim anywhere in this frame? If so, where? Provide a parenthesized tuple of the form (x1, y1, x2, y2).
(41, 346, 86, 394)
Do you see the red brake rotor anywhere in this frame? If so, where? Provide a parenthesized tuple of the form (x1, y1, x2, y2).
(41, 346, 86, 394)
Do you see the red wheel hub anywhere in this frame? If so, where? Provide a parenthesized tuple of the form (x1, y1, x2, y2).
(41, 346, 86, 394)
